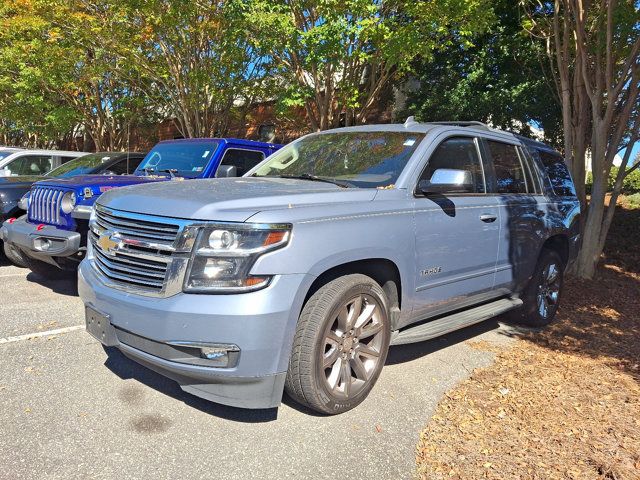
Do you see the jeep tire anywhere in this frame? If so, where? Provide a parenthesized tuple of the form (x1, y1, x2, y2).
(285, 274, 391, 414)
(1, 240, 28, 268)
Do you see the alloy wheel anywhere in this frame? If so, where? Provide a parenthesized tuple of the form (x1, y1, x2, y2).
(321, 294, 385, 399)
(536, 262, 561, 319)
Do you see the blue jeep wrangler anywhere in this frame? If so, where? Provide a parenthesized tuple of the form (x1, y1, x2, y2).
(1, 138, 280, 279)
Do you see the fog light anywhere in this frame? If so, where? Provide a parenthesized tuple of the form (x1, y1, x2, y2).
(34, 238, 51, 251)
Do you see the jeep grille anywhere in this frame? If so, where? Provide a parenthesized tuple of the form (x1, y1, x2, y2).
(28, 186, 67, 226)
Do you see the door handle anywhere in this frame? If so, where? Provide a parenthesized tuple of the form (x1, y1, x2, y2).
(480, 214, 497, 223)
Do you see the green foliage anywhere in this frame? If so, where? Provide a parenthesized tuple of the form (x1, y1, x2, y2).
(624, 193, 640, 209)
(586, 167, 640, 195)
(405, 0, 562, 148)
(239, 0, 495, 130)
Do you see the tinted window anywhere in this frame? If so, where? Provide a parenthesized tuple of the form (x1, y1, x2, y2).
(253, 131, 424, 188)
(106, 156, 142, 175)
(420, 137, 485, 193)
(48, 153, 117, 177)
(135, 142, 218, 178)
(539, 150, 576, 196)
(487, 141, 527, 194)
(59, 156, 78, 164)
(6, 155, 54, 175)
(219, 149, 265, 177)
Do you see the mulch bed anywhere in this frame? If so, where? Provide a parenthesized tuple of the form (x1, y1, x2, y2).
(416, 199, 640, 480)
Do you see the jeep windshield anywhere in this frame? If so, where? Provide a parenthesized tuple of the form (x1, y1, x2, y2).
(134, 142, 218, 178)
(0, 149, 15, 161)
(252, 131, 424, 188)
(47, 153, 122, 177)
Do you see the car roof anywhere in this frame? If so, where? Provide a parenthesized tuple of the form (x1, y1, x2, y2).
(156, 138, 280, 149)
(6, 149, 89, 156)
(314, 118, 556, 150)
(91, 151, 146, 158)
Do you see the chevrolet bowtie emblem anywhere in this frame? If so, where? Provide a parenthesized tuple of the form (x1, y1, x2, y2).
(97, 231, 121, 253)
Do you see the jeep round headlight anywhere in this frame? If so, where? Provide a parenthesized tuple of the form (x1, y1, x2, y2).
(60, 191, 77, 214)
(18, 192, 30, 210)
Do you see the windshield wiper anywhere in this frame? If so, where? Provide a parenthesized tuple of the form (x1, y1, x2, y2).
(277, 173, 354, 188)
(162, 169, 178, 178)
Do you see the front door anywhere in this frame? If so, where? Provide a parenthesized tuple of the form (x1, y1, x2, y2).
(412, 136, 500, 321)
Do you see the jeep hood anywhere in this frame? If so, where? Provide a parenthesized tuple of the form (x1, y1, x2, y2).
(98, 177, 377, 222)
(35, 174, 169, 191)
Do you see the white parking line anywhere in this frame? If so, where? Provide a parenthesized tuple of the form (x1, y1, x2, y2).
(0, 325, 84, 345)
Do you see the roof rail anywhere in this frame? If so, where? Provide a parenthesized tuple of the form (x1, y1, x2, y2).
(425, 121, 491, 131)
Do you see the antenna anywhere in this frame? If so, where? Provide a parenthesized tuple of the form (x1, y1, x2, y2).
(404, 116, 419, 128)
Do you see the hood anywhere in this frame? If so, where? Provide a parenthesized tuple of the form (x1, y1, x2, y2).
(34, 174, 169, 190)
(98, 177, 378, 222)
(0, 175, 45, 188)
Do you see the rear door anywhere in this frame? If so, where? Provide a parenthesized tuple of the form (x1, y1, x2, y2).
(482, 138, 548, 294)
(412, 135, 500, 320)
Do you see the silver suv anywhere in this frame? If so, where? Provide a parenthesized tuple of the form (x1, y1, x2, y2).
(78, 120, 580, 414)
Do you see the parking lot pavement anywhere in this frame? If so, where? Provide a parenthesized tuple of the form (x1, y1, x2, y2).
(0, 261, 517, 480)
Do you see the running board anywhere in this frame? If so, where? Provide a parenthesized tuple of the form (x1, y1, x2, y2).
(390, 297, 522, 346)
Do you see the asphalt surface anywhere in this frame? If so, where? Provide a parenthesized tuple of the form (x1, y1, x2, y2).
(0, 259, 518, 480)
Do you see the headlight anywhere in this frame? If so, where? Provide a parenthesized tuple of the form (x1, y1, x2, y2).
(60, 192, 77, 214)
(184, 224, 291, 293)
(18, 192, 30, 210)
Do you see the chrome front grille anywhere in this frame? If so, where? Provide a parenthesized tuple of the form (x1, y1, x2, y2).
(90, 205, 191, 296)
(28, 187, 66, 225)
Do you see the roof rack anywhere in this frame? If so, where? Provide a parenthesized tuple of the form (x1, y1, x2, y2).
(424, 121, 492, 131)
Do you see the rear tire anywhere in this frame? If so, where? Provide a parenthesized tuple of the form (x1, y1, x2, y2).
(285, 274, 391, 415)
(2, 241, 29, 268)
(512, 249, 564, 327)
(24, 256, 76, 280)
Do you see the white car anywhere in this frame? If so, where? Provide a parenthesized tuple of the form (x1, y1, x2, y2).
(0, 149, 89, 177)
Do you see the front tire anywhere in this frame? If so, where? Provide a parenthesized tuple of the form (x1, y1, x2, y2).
(24, 256, 76, 280)
(513, 249, 564, 327)
(285, 274, 391, 415)
(2, 241, 29, 268)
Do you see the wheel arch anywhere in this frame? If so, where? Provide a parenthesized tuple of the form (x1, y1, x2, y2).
(304, 258, 403, 329)
(540, 234, 570, 268)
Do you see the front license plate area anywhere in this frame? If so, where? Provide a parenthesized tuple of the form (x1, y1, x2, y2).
(85, 306, 118, 346)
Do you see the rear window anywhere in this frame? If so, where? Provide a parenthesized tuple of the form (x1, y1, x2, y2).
(538, 150, 576, 197)
(486, 141, 528, 194)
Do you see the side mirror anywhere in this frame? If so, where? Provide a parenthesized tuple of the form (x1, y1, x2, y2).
(215, 165, 238, 178)
(417, 168, 473, 195)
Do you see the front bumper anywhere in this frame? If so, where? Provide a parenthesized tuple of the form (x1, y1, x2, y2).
(78, 260, 314, 409)
(0, 216, 81, 262)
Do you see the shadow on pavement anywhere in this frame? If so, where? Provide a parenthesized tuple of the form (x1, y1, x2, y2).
(26, 271, 78, 297)
(103, 347, 279, 423)
(101, 316, 518, 421)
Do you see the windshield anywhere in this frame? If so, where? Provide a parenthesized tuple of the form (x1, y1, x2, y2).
(47, 153, 116, 177)
(135, 142, 218, 178)
(252, 131, 424, 188)
(0, 149, 16, 161)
